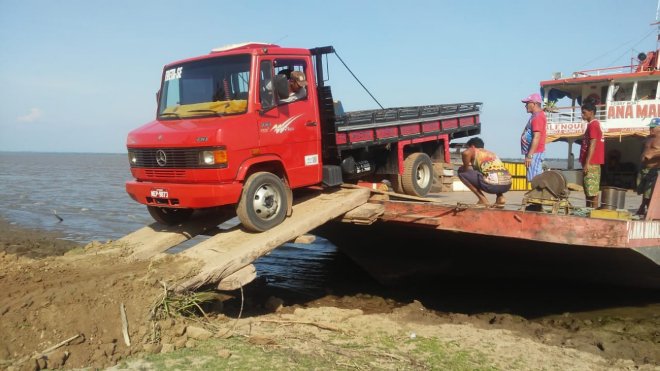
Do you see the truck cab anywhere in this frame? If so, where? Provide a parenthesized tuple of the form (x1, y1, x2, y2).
(127, 43, 323, 231)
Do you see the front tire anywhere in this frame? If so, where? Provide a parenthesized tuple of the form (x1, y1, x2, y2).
(401, 152, 433, 197)
(237, 172, 288, 232)
(147, 206, 194, 225)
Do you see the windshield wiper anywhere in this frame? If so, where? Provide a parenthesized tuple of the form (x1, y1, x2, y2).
(159, 112, 180, 119)
(188, 109, 225, 116)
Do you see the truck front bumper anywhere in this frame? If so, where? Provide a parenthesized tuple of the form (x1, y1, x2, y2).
(125, 181, 243, 209)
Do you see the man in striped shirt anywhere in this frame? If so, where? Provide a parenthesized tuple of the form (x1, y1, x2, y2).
(520, 93, 547, 182)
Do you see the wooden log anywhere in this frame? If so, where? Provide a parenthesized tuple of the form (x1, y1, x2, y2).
(341, 203, 385, 225)
(121, 209, 235, 261)
(217, 264, 257, 290)
(174, 187, 371, 292)
(293, 234, 317, 244)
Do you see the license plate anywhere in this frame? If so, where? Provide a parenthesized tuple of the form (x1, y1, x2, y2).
(150, 188, 169, 198)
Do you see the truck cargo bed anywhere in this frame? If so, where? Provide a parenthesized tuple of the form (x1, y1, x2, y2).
(335, 102, 481, 130)
(333, 102, 481, 150)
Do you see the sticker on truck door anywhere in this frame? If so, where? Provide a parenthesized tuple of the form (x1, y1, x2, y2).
(304, 154, 319, 166)
(271, 114, 303, 134)
(150, 188, 169, 198)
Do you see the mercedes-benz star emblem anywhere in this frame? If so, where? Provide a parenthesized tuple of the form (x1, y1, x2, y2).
(156, 150, 167, 167)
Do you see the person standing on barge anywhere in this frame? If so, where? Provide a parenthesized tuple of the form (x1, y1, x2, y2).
(579, 101, 605, 208)
(635, 118, 660, 216)
(520, 93, 547, 182)
(458, 137, 512, 206)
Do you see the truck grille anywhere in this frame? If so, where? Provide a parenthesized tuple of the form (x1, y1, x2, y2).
(128, 147, 226, 169)
(129, 148, 200, 168)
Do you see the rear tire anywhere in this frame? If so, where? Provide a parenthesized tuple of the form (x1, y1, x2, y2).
(147, 206, 194, 225)
(237, 172, 288, 232)
(401, 152, 433, 197)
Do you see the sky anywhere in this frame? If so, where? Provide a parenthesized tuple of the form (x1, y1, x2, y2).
(0, 0, 658, 159)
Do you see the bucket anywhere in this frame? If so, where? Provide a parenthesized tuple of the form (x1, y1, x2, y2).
(600, 186, 626, 210)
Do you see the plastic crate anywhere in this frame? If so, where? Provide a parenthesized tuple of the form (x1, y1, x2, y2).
(503, 162, 531, 190)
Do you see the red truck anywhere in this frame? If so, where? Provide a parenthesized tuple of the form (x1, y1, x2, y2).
(126, 43, 481, 231)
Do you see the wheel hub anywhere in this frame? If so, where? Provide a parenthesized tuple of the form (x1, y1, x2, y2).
(416, 164, 431, 186)
(252, 184, 280, 220)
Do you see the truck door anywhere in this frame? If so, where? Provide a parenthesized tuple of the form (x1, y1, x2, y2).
(257, 58, 321, 188)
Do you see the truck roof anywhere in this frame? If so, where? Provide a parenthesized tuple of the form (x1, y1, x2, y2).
(164, 43, 314, 68)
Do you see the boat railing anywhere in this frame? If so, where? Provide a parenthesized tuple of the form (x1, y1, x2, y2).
(570, 58, 640, 77)
(545, 105, 607, 126)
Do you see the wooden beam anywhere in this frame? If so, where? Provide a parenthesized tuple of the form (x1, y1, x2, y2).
(121, 209, 234, 261)
(341, 203, 385, 225)
(217, 264, 257, 290)
(174, 187, 370, 292)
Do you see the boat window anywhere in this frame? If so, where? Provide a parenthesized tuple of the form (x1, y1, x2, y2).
(635, 80, 658, 100)
(612, 82, 634, 102)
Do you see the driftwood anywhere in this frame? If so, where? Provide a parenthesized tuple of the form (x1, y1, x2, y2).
(39, 334, 81, 355)
(120, 303, 131, 346)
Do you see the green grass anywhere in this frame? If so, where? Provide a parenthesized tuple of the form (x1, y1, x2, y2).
(114, 333, 502, 371)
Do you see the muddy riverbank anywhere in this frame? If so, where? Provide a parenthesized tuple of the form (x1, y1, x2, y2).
(0, 218, 658, 370)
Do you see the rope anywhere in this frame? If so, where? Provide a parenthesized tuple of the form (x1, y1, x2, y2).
(333, 50, 384, 109)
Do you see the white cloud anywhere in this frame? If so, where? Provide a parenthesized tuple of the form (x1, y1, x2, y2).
(17, 108, 43, 123)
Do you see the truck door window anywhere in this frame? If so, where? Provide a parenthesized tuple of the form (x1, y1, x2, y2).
(158, 55, 251, 119)
(273, 59, 308, 104)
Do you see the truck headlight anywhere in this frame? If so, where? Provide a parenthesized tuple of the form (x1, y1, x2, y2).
(200, 149, 227, 165)
(128, 151, 138, 165)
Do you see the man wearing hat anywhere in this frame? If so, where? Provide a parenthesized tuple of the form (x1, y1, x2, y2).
(520, 93, 547, 182)
(636, 118, 660, 215)
(281, 70, 308, 103)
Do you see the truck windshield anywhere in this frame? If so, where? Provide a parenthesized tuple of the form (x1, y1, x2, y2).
(158, 55, 251, 119)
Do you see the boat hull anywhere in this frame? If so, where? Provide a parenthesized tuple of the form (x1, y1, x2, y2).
(313, 216, 660, 289)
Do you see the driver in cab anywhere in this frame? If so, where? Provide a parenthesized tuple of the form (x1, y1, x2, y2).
(280, 71, 307, 103)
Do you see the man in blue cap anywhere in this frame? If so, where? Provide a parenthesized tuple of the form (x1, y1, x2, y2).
(520, 93, 547, 182)
(636, 118, 660, 216)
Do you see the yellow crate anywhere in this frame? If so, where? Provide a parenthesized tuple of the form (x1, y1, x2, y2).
(509, 176, 530, 191)
(502, 162, 530, 190)
(502, 161, 527, 177)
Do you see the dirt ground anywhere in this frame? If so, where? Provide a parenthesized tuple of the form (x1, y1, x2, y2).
(0, 218, 658, 370)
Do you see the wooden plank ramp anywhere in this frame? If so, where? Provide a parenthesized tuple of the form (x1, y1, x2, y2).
(173, 187, 370, 292)
(119, 208, 235, 261)
(115, 187, 368, 292)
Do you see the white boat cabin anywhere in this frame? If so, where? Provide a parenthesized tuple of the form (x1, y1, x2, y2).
(540, 50, 659, 188)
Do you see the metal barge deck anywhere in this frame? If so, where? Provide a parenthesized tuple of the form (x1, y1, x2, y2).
(314, 184, 660, 288)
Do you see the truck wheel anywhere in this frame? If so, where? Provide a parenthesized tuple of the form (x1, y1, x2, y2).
(147, 206, 194, 225)
(237, 172, 288, 232)
(401, 153, 433, 197)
